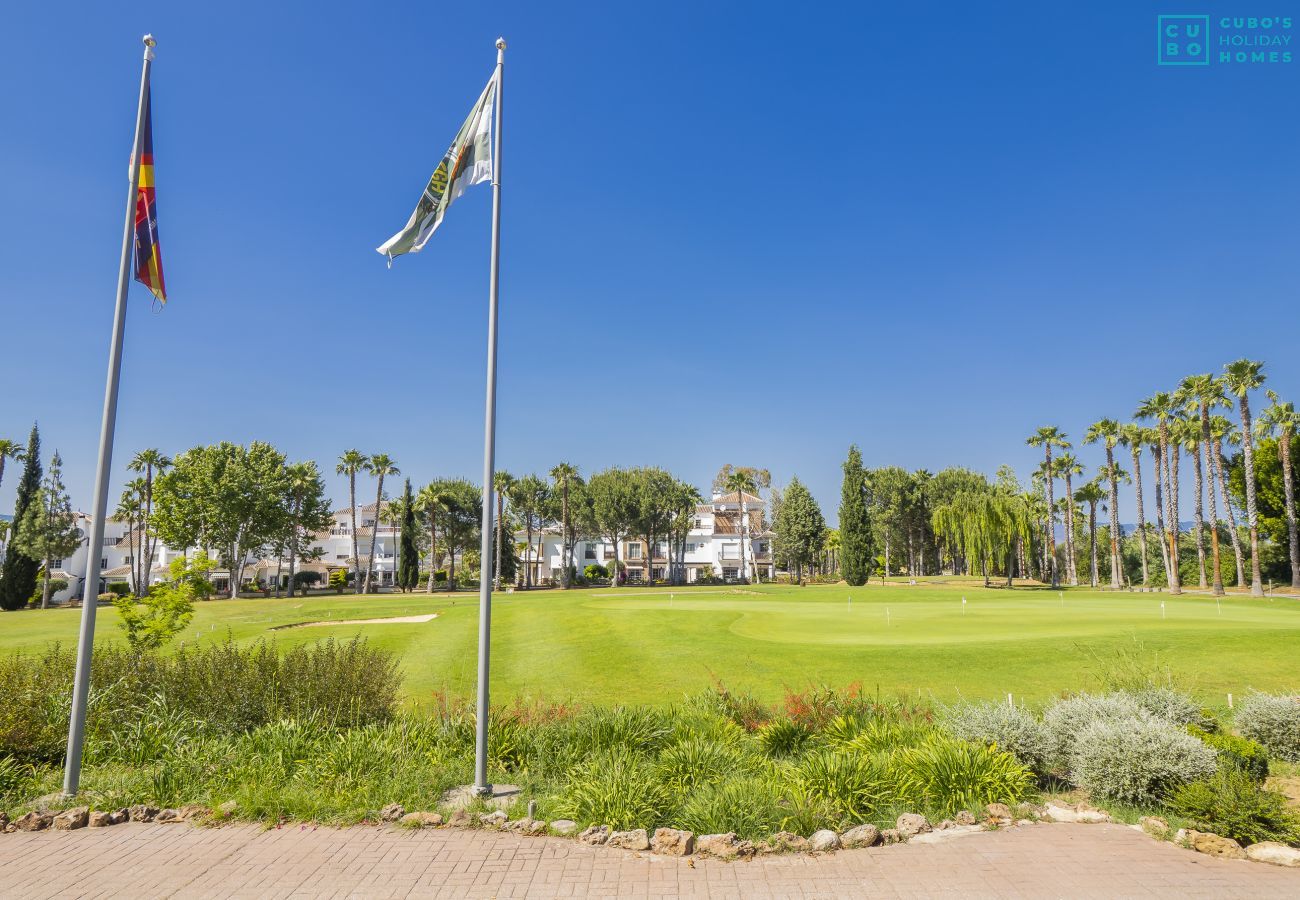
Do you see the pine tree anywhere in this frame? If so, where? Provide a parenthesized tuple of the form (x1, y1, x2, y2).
(774, 477, 826, 584)
(398, 479, 420, 591)
(14, 451, 81, 608)
(838, 445, 874, 586)
(0, 424, 42, 611)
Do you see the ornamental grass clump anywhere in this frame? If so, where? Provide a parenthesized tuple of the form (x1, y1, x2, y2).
(552, 747, 672, 831)
(1234, 693, 1300, 762)
(1070, 717, 1216, 805)
(896, 736, 1034, 816)
(943, 701, 1052, 775)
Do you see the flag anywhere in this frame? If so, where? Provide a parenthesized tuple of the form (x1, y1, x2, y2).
(377, 73, 497, 262)
(133, 87, 166, 304)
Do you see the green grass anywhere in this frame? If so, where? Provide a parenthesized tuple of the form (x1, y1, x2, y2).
(2, 580, 1298, 707)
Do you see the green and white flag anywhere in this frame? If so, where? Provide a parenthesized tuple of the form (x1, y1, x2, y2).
(377, 72, 497, 262)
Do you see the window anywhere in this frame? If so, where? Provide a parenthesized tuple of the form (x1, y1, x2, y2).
(51, 559, 63, 569)
(584, 547, 596, 560)
(627, 543, 642, 559)
(626, 569, 644, 583)
(336, 554, 347, 560)
(722, 567, 738, 579)
(721, 543, 739, 560)
(755, 542, 768, 554)
(123, 555, 133, 564)
(101, 558, 108, 569)
(102, 537, 118, 547)
(694, 518, 702, 528)
(652, 567, 665, 580)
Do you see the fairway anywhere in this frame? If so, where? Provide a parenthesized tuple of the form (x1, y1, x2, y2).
(3, 582, 1298, 707)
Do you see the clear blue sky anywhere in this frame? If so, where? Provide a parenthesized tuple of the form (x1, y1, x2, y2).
(1, 1, 1296, 520)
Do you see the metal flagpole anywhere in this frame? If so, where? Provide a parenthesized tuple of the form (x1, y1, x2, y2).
(63, 34, 156, 797)
(473, 37, 506, 796)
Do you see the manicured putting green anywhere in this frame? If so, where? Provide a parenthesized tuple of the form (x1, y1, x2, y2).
(2, 582, 1296, 707)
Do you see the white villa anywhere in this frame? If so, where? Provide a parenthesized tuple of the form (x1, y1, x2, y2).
(517, 490, 774, 585)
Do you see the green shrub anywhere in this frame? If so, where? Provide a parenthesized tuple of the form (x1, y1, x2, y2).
(1042, 693, 1147, 771)
(0, 753, 34, 800)
(788, 750, 898, 823)
(583, 564, 608, 580)
(895, 736, 1034, 816)
(1170, 767, 1300, 846)
(553, 747, 671, 830)
(1235, 693, 1300, 762)
(944, 701, 1052, 774)
(106, 582, 131, 598)
(657, 737, 758, 794)
(758, 719, 811, 758)
(1187, 725, 1269, 782)
(675, 776, 788, 839)
(1070, 717, 1216, 804)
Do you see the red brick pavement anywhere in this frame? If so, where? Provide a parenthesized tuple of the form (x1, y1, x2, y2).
(1, 821, 1298, 898)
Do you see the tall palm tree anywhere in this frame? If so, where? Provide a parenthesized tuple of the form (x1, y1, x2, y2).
(1074, 478, 1107, 588)
(115, 478, 147, 596)
(360, 454, 398, 593)
(1055, 451, 1084, 586)
(1223, 359, 1267, 597)
(284, 461, 317, 600)
(127, 448, 171, 591)
(549, 462, 579, 589)
(1118, 423, 1150, 587)
(1026, 427, 1069, 588)
(1258, 390, 1300, 590)
(0, 438, 23, 497)
(336, 449, 368, 593)
(416, 482, 450, 593)
(1136, 393, 1181, 593)
(1173, 412, 1208, 590)
(492, 471, 515, 591)
(1084, 419, 1124, 588)
(722, 470, 760, 583)
(1209, 414, 1247, 588)
(1183, 375, 1226, 595)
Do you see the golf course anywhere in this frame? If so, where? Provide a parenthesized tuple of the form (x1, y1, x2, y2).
(4, 580, 1297, 708)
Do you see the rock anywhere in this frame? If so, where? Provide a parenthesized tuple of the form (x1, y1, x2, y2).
(217, 801, 238, 818)
(809, 829, 841, 852)
(1173, 828, 1188, 845)
(15, 811, 53, 832)
(109, 809, 130, 825)
(607, 828, 650, 851)
(479, 810, 508, 828)
(1140, 816, 1170, 838)
(379, 803, 405, 822)
(128, 805, 159, 823)
(880, 828, 903, 845)
(1043, 803, 1111, 824)
(651, 827, 693, 856)
(1016, 802, 1043, 818)
(400, 811, 444, 828)
(1187, 830, 1247, 860)
(155, 809, 181, 823)
(769, 831, 810, 853)
(954, 811, 977, 826)
(525, 819, 549, 836)
(88, 811, 114, 828)
(840, 824, 881, 848)
(896, 813, 931, 836)
(935, 819, 955, 831)
(0, 812, 7, 829)
(985, 803, 1012, 820)
(549, 819, 578, 836)
(447, 809, 472, 827)
(178, 805, 209, 821)
(1246, 841, 1300, 867)
(53, 807, 89, 831)
(697, 832, 742, 858)
(578, 825, 609, 845)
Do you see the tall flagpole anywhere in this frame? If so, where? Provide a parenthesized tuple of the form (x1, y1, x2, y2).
(473, 37, 506, 796)
(63, 33, 156, 797)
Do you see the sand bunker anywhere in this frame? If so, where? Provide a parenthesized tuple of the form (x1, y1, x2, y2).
(273, 613, 438, 629)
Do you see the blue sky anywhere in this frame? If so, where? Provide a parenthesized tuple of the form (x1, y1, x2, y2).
(1, 2, 1296, 520)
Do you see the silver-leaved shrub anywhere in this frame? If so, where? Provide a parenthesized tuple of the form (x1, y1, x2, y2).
(1235, 694, 1300, 762)
(1071, 717, 1216, 804)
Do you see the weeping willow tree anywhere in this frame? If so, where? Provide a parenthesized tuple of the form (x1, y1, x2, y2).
(931, 490, 1034, 587)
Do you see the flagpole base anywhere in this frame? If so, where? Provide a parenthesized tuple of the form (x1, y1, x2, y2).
(443, 783, 521, 810)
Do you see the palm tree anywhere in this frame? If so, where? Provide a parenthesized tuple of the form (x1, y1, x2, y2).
(722, 470, 760, 583)
(1054, 451, 1084, 586)
(284, 462, 317, 599)
(115, 478, 147, 596)
(1136, 393, 1180, 593)
(1084, 419, 1125, 588)
(1223, 359, 1267, 597)
(361, 454, 399, 593)
(492, 471, 515, 591)
(336, 449, 368, 593)
(1172, 412, 1209, 590)
(1209, 414, 1247, 588)
(1020, 489, 1048, 581)
(549, 462, 579, 589)
(1118, 423, 1150, 587)
(416, 483, 450, 593)
(0, 438, 23, 496)
(127, 448, 171, 590)
(1074, 479, 1107, 588)
(1026, 427, 1069, 588)
(1182, 375, 1227, 595)
(1258, 390, 1300, 590)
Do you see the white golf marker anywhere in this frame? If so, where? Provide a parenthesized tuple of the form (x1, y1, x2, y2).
(1161, 600, 1166, 619)
(962, 596, 967, 615)
(886, 606, 891, 627)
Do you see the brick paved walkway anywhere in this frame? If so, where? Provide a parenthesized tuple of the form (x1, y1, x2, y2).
(2, 821, 1298, 898)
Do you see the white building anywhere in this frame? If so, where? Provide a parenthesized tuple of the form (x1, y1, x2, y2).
(518, 490, 774, 585)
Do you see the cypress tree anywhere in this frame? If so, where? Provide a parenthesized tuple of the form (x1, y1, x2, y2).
(0, 424, 42, 611)
(839, 444, 874, 586)
(397, 479, 420, 591)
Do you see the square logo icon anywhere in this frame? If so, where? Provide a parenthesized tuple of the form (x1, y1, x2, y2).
(1158, 15, 1210, 65)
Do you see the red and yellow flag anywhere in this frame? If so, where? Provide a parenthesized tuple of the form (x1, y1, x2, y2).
(133, 87, 166, 304)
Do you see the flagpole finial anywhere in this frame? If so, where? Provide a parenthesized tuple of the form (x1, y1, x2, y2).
(142, 33, 156, 60)
(496, 37, 507, 50)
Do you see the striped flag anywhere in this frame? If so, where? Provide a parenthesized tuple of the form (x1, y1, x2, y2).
(133, 87, 166, 304)
(377, 72, 497, 263)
